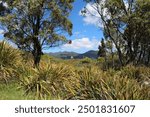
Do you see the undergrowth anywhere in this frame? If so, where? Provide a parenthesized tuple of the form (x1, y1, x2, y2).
(0, 41, 150, 100)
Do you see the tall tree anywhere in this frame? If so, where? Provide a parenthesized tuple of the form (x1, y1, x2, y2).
(0, 0, 74, 66)
(83, 0, 150, 66)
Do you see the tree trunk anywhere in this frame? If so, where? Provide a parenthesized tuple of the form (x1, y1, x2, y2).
(33, 38, 42, 67)
(117, 48, 124, 66)
(33, 49, 42, 67)
(146, 49, 150, 66)
(137, 49, 143, 65)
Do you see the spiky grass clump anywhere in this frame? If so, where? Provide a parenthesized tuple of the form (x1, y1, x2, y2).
(0, 66, 15, 84)
(117, 65, 150, 87)
(102, 75, 150, 100)
(19, 62, 80, 99)
(118, 65, 140, 79)
(0, 41, 22, 83)
(75, 67, 110, 100)
(0, 41, 21, 67)
(74, 67, 150, 100)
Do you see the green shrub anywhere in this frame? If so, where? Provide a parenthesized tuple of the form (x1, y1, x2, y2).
(118, 65, 140, 79)
(0, 41, 150, 100)
(19, 62, 80, 99)
(0, 41, 22, 83)
(96, 57, 107, 70)
(80, 57, 92, 64)
(118, 65, 150, 84)
(0, 41, 21, 67)
(74, 67, 150, 100)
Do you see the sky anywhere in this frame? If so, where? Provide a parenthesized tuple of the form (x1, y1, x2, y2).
(0, 0, 104, 54)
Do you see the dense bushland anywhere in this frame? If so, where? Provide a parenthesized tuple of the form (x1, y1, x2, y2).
(0, 41, 150, 100)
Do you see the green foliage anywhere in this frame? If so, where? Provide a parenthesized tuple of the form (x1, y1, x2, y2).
(0, 0, 74, 65)
(98, 38, 106, 57)
(118, 65, 140, 79)
(75, 67, 150, 100)
(0, 41, 21, 67)
(0, 41, 21, 83)
(19, 62, 79, 99)
(0, 43, 150, 100)
(0, 83, 34, 100)
(97, 57, 106, 70)
(118, 65, 150, 85)
(80, 57, 92, 64)
(83, 0, 150, 66)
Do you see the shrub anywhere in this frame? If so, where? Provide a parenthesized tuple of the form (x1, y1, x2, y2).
(0, 41, 21, 67)
(103, 75, 150, 100)
(118, 65, 140, 79)
(74, 67, 150, 100)
(75, 67, 110, 100)
(117, 65, 150, 86)
(19, 62, 80, 99)
(80, 57, 92, 64)
(0, 41, 22, 83)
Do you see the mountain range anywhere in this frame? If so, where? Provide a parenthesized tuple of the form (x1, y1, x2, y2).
(48, 50, 98, 59)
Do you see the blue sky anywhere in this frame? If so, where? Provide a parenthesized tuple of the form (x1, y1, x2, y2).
(0, 0, 104, 54)
(50, 0, 104, 53)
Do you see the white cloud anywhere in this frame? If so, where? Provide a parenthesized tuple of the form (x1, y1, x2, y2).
(74, 31, 80, 35)
(79, 0, 128, 28)
(3, 2, 8, 8)
(79, 1, 110, 28)
(0, 1, 8, 8)
(0, 29, 4, 34)
(61, 38, 100, 53)
(79, 3, 102, 27)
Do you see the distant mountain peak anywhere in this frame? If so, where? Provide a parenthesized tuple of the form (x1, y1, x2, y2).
(48, 50, 98, 59)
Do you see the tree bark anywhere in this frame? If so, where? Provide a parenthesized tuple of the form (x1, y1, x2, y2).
(32, 38, 42, 67)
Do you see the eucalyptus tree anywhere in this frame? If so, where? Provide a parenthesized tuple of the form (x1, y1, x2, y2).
(0, 0, 74, 66)
(82, 0, 150, 66)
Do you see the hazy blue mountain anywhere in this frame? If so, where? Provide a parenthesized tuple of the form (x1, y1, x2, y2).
(48, 50, 98, 59)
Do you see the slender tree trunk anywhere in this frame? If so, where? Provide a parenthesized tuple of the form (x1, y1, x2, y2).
(33, 48, 42, 67)
(111, 50, 114, 68)
(115, 46, 124, 66)
(137, 49, 143, 65)
(33, 38, 42, 67)
(146, 49, 150, 66)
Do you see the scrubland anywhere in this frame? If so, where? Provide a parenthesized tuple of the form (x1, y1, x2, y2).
(0, 41, 150, 100)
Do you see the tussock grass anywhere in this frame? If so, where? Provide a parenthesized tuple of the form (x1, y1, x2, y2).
(0, 41, 22, 83)
(0, 41, 21, 67)
(74, 67, 150, 100)
(19, 62, 80, 99)
(0, 42, 150, 100)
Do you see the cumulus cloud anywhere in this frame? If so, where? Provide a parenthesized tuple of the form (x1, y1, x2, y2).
(79, 0, 128, 28)
(79, 0, 108, 28)
(79, 3, 102, 27)
(61, 38, 100, 53)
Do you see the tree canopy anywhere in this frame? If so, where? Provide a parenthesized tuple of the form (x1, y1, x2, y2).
(0, 0, 74, 66)
(83, 0, 150, 66)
